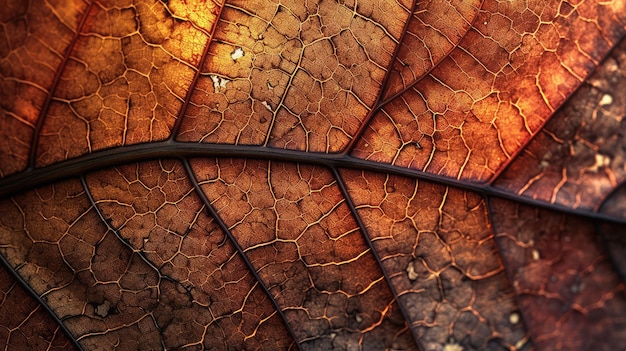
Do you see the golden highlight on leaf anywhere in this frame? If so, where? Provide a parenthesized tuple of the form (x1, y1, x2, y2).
(177, 0, 412, 152)
(495, 37, 626, 210)
(36, 1, 210, 167)
(0, 0, 89, 177)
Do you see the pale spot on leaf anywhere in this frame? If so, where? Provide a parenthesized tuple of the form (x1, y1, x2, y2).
(95, 300, 111, 318)
(210, 75, 230, 93)
(600, 94, 613, 106)
(231, 47, 244, 61)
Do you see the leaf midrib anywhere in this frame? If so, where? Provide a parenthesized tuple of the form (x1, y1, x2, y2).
(1, 141, 623, 224)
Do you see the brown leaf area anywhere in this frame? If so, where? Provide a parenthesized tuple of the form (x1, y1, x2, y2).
(491, 199, 626, 350)
(1, 0, 626, 350)
(341, 171, 528, 350)
(0, 264, 75, 350)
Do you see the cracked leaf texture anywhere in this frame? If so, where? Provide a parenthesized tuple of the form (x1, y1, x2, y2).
(1, 0, 625, 350)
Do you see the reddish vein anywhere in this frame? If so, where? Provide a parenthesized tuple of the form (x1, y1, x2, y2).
(487, 32, 626, 185)
(169, 1, 226, 139)
(27, 1, 95, 170)
(342, 0, 419, 154)
(374, 0, 486, 109)
(343, 0, 487, 155)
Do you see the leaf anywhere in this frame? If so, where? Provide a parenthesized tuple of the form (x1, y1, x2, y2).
(1, 0, 625, 350)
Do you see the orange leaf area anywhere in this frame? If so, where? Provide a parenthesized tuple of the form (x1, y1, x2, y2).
(352, 0, 626, 181)
(35, 1, 215, 167)
(0, 0, 89, 176)
(495, 37, 626, 210)
(178, 0, 412, 152)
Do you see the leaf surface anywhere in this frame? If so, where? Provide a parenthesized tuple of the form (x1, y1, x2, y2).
(1, 0, 626, 350)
